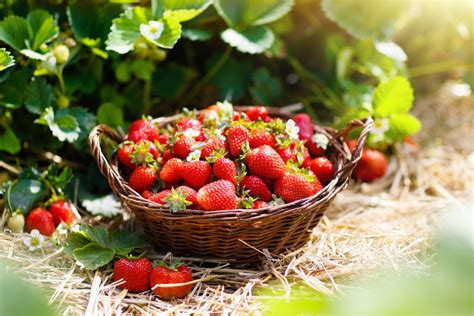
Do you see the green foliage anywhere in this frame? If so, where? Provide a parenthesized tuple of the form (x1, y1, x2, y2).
(250, 67, 282, 104)
(65, 224, 146, 270)
(0, 128, 20, 154)
(25, 78, 55, 115)
(221, 26, 274, 54)
(0, 48, 14, 71)
(106, 7, 147, 54)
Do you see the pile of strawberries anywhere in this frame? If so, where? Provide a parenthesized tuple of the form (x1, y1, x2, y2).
(117, 103, 341, 211)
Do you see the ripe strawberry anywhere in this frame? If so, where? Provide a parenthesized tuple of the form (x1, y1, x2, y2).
(247, 106, 268, 122)
(274, 172, 322, 203)
(49, 201, 74, 226)
(142, 190, 154, 199)
(157, 134, 169, 144)
(276, 147, 297, 163)
(233, 111, 251, 122)
(201, 136, 227, 159)
(150, 263, 193, 300)
(114, 258, 153, 293)
(179, 161, 212, 190)
(117, 143, 135, 169)
(128, 119, 159, 143)
(25, 208, 55, 237)
(175, 117, 202, 132)
(306, 139, 325, 157)
(227, 125, 250, 157)
(147, 190, 171, 204)
(308, 157, 334, 185)
(173, 136, 196, 159)
(249, 129, 276, 149)
(246, 145, 286, 179)
(252, 200, 269, 209)
(160, 158, 183, 182)
(129, 166, 157, 193)
(176, 186, 198, 208)
(161, 148, 173, 162)
(197, 180, 237, 211)
(239, 175, 272, 202)
(293, 113, 313, 141)
(354, 148, 388, 182)
(213, 158, 237, 184)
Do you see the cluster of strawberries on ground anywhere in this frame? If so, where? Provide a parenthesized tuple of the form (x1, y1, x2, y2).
(117, 103, 341, 211)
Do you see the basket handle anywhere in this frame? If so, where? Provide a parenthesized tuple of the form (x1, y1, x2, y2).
(88, 124, 130, 195)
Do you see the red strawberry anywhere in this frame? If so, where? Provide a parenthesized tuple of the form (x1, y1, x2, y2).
(252, 200, 269, 209)
(274, 172, 322, 203)
(129, 166, 157, 193)
(176, 186, 198, 208)
(114, 258, 153, 293)
(308, 157, 334, 185)
(161, 148, 173, 162)
(246, 145, 286, 179)
(249, 129, 276, 149)
(179, 161, 212, 190)
(276, 147, 297, 163)
(354, 149, 388, 182)
(246, 106, 268, 122)
(306, 139, 325, 157)
(25, 208, 55, 237)
(213, 158, 237, 184)
(117, 144, 135, 169)
(227, 125, 250, 157)
(196, 180, 237, 211)
(201, 136, 227, 159)
(239, 175, 272, 202)
(49, 201, 74, 226)
(147, 190, 171, 204)
(142, 190, 154, 199)
(128, 119, 159, 143)
(293, 113, 313, 141)
(233, 111, 251, 122)
(160, 158, 183, 182)
(175, 117, 202, 132)
(173, 136, 196, 159)
(157, 134, 169, 144)
(150, 263, 193, 300)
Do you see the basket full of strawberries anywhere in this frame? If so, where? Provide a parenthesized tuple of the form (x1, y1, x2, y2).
(89, 103, 372, 263)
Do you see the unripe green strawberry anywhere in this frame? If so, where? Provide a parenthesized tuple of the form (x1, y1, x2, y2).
(7, 213, 25, 233)
(53, 45, 70, 64)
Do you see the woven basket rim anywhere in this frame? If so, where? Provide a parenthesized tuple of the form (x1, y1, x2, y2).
(89, 107, 373, 220)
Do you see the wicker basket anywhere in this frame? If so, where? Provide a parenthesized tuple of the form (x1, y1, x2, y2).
(89, 107, 372, 264)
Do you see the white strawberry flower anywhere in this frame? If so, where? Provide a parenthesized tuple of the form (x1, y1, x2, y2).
(216, 100, 233, 117)
(285, 119, 300, 140)
(182, 128, 200, 138)
(371, 118, 389, 142)
(140, 20, 164, 41)
(312, 133, 329, 150)
(23, 229, 44, 251)
(186, 149, 201, 162)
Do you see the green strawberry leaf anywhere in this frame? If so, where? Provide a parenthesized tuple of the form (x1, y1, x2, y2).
(182, 28, 212, 41)
(0, 15, 30, 51)
(214, 0, 294, 29)
(109, 230, 146, 255)
(0, 128, 21, 155)
(160, 0, 213, 22)
(208, 55, 252, 100)
(35, 107, 81, 143)
(0, 68, 31, 109)
(153, 15, 182, 49)
(44, 164, 73, 192)
(25, 78, 55, 115)
(5, 178, 47, 215)
(0, 48, 15, 71)
(373, 76, 414, 117)
(72, 244, 115, 270)
(221, 26, 274, 54)
(250, 67, 282, 104)
(97, 102, 125, 128)
(388, 113, 421, 139)
(106, 7, 148, 54)
(78, 225, 109, 248)
(66, 107, 96, 143)
(26, 10, 59, 50)
(64, 232, 91, 256)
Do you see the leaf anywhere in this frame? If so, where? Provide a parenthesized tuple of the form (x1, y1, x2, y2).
(388, 113, 421, 139)
(181, 28, 212, 41)
(6, 178, 47, 215)
(67, 107, 96, 142)
(152, 62, 196, 98)
(81, 193, 124, 217)
(209, 56, 252, 100)
(373, 76, 414, 117)
(250, 67, 282, 104)
(106, 7, 148, 54)
(0, 128, 21, 154)
(72, 244, 115, 270)
(35, 107, 81, 143)
(130, 59, 155, 80)
(25, 78, 54, 115)
(109, 230, 146, 255)
(214, 0, 294, 29)
(154, 15, 182, 49)
(44, 164, 73, 191)
(336, 47, 353, 84)
(97, 103, 124, 128)
(19, 49, 48, 61)
(64, 232, 91, 256)
(375, 41, 407, 62)
(0, 15, 30, 51)
(321, 0, 407, 39)
(26, 10, 59, 50)
(161, 0, 213, 22)
(0, 48, 15, 71)
(0, 68, 31, 109)
(78, 225, 109, 248)
(221, 26, 274, 54)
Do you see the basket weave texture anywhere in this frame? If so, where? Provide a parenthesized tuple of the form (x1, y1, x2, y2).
(89, 107, 372, 263)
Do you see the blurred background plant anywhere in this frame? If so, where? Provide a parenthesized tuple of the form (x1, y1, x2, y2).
(0, 0, 472, 215)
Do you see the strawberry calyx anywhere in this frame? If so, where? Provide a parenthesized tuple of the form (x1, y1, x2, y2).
(155, 258, 185, 271)
(239, 190, 258, 209)
(205, 148, 226, 163)
(129, 141, 156, 165)
(162, 188, 192, 213)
